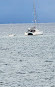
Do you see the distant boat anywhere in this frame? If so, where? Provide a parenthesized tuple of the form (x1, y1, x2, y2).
(25, 27, 43, 35)
(8, 24, 16, 37)
(8, 34, 15, 37)
(25, 0, 43, 35)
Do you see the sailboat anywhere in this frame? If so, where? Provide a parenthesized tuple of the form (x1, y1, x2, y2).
(8, 24, 16, 37)
(25, 0, 43, 35)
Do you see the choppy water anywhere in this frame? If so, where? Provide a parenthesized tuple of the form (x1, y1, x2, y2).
(0, 23, 55, 87)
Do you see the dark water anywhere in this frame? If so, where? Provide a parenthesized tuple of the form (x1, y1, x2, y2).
(0, 23, 55, 87)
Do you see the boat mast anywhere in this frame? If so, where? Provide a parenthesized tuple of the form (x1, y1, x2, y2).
(33, 0, 37, 25)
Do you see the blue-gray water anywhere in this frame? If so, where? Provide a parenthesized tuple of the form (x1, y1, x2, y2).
(0, 23, 55, 87)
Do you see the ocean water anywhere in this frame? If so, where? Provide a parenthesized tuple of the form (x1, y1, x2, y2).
(0, 23, 55, 87)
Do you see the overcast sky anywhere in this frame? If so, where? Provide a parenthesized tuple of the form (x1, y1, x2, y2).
(0, 0, 55, 24)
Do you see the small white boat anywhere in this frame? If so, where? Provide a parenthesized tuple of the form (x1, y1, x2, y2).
(8, 34, 15, 37)
(25, 0, 43, 36)
(25, 27, 43, 35)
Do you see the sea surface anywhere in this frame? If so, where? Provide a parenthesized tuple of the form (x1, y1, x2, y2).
(0, 23, 55, 87)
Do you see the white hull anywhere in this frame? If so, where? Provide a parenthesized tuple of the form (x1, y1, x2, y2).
(25, 30, 43, 36)
(9, 34, 15, 37)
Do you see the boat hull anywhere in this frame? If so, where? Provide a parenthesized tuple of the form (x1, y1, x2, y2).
(9, 34, 15, 37)
(25, 31, 43, 36)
